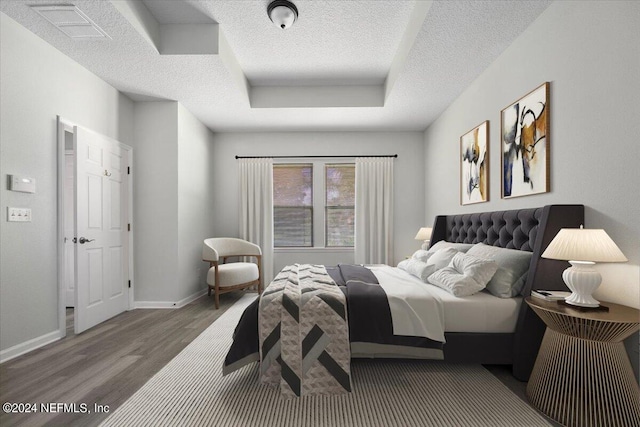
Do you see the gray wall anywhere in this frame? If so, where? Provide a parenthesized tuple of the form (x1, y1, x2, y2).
(0, 13, 134, 353)
(0, 10, 220, 357)
(131, 102, 179, 302)
(132, 102, 216, 304)
(211, 131, 426, 270)
(423, 1, 639, 377)
(177, 104, 217, 300)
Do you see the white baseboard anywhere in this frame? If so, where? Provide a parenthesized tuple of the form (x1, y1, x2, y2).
(0, 330, 63, 364)
(1, 289, 209, 363)
(134, 288, 208, 309)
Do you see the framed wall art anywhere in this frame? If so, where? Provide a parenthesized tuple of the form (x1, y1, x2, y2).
(501, 82, 550, 199)
(460, 120, 489, 205)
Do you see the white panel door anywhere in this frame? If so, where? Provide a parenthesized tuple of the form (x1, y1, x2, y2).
(74, 126, 129, 334)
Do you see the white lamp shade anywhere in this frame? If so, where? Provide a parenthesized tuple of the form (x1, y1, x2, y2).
(414, 227, 433, 241)
(541, 228, 627, 263)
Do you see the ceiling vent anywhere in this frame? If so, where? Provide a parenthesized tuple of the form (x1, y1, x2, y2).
(30, 5, 110, 39)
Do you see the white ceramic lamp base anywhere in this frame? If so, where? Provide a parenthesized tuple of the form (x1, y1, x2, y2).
(562, 261, 602, 307)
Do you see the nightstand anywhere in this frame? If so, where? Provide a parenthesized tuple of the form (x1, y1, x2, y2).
(525, 297, 640, 427)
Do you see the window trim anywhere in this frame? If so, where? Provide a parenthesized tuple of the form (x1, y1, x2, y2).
(273, 159, 355, 250)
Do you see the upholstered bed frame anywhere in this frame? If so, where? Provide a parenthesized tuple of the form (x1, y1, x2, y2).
(429, 204, 584, 381)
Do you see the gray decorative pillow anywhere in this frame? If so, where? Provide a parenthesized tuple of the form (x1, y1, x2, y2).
(427, 252, 498, 297)
(398, 258, 436, 282)
(467, 243, 533, 298)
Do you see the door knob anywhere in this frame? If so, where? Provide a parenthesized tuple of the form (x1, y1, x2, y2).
(77, 237, 95, 244)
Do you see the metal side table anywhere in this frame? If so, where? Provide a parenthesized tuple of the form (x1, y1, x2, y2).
(525, 297, 640, 427)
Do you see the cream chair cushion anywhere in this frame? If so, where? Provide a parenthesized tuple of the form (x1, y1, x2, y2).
(207, 262, 259, 288)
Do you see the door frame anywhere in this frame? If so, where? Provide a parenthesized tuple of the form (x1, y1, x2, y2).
(63, 150, 75, 307)
(56, 116, 134, 338)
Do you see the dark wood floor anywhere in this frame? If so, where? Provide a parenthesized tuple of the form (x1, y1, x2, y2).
(0, 291, 245, 427)
(1, 290, 557, 427)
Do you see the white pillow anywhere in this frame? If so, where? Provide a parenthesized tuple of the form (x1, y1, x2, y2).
(427, 252, 498, 297)
(397, 259, 410, 269)
(411, 249, 431, 262)
(425, 247, 460, 271)
(426, 241, 474, 257)
(398, 258, 435, 282)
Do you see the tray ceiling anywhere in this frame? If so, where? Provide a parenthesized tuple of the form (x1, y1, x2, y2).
(0, 0, 552, 131)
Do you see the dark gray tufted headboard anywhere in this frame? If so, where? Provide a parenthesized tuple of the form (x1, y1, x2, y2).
(429, 204, 584, 380)
(436, 207, 544, 251)
(430, 204, 584, 296)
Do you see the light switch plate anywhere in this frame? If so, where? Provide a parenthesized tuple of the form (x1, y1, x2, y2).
(7, 207, 31, 222)
(8, 175, 36, 193)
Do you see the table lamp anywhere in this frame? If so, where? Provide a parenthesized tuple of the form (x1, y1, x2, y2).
(415, 227, 433, 250)
(541, 226, 627, 307)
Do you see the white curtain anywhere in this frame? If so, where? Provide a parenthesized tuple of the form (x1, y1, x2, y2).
(354, 157, 394, 265)
(239, 158, 274, 285)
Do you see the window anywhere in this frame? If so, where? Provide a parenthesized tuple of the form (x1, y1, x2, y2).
(273, 161, 355, 248)
(325, 164, 355, 247)
(273, 164, 313, 247)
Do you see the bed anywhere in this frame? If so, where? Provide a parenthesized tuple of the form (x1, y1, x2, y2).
(223, 204, 584, 386)
(429, 204, 584, 380)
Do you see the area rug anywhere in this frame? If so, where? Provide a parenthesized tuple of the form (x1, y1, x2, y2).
(101, 294, 550, 427)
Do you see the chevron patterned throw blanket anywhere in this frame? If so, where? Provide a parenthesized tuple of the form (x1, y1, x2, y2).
(258, 264, 351, 397)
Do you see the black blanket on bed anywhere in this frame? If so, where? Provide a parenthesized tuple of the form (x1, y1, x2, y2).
(223, 264, 442, 374)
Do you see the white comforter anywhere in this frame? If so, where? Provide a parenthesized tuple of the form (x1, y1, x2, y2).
(368, 265, 445, 343)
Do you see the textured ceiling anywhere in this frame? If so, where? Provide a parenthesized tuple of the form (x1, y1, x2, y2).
(0, 0, 552, 132)
(142, 0, 216, 25)
(208, 0, 415, 86)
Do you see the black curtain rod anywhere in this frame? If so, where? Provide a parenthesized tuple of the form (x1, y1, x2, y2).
(235, 154, 397, 159)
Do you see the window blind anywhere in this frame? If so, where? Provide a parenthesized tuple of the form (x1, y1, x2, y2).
(325, 164, 355, 247)
(273, 164, 313, 247)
